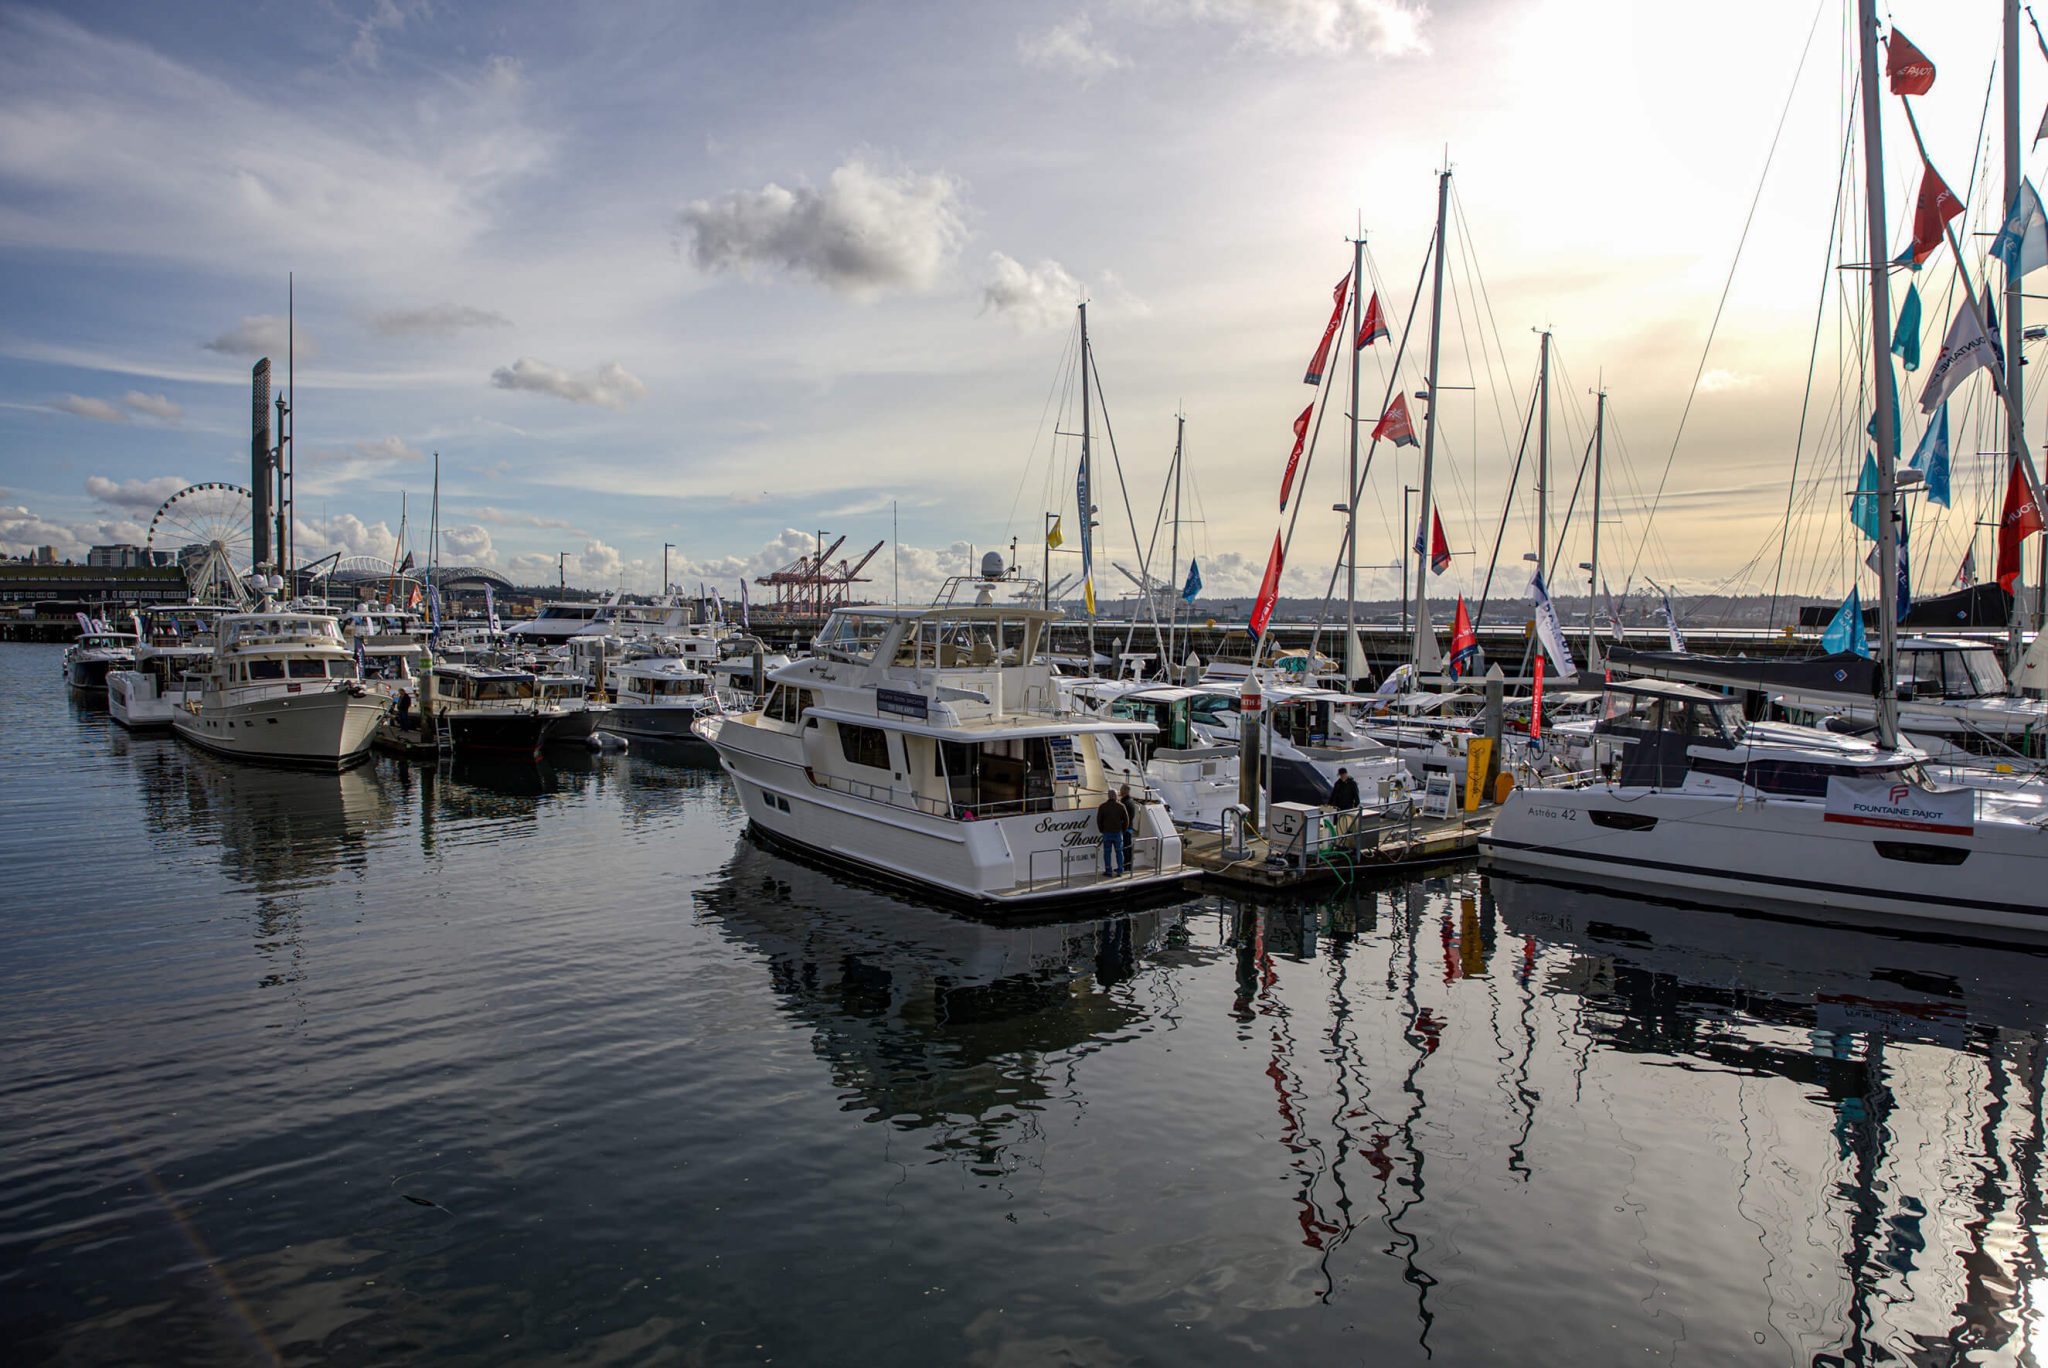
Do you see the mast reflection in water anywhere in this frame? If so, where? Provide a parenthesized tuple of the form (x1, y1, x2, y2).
(5, 642, 2048, 1364)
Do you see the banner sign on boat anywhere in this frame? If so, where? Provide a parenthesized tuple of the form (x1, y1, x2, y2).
(1823, 777, 1975, 836)
(876, 688, 929, 721)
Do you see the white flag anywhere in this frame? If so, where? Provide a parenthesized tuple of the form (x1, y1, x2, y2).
(1528, 570, 1578, 680)
(1920, 288, 2001, 414)
(1992, 179, 2048, 280)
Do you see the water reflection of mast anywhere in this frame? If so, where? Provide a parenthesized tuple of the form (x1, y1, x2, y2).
(1386, 881, 1439, 1355)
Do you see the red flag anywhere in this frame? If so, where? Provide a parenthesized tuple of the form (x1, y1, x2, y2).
(1412, 508, 1451, 574)
(1955, 545, 1977, 588)
(1303, 272, 1351, 386)
(1372, 393, 1419, 447)
(1278, 403, 1312, 510)
(1995, 457, 2044, 591)
(1906, 162, 1962, 267)
(1355, 291, 1389, 350)
(1448, 596, 1478, 679)
(1530, 654, 1545, 742)
(1250, 532, 1285, 637)
(1886, 28, 1936, 96)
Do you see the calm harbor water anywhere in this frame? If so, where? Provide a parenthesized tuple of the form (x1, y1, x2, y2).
(6, 639, 2048, 1365)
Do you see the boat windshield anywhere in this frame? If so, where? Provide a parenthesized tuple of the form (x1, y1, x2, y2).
(1898, 646, 2009, 700)
(816, 612, 894, 664)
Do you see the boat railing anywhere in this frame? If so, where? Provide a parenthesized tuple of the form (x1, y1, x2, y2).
(1511, 763, 1602, 791)
(1022, 833, 1176, 891)
(805, 769, 1151, 822)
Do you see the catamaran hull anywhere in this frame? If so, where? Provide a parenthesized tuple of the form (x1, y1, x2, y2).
(174, 688, 388, 770)
(703, 723, 1191, 907)
(1482, 787, 2048, 935)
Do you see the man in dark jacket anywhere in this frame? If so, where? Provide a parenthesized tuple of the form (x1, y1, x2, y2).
(1327, 767, 1360, 836)
(1097, 789, 1130, 875)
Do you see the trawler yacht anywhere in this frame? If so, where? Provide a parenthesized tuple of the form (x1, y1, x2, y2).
(415, 663, 572, 758)
(63, 629, 137, 696)
(604, 656, 719, 744)
(107, 606, 231, 728)
(173, 612, 389, 768)
(1482, 679, 2048, 932)
(694, 590, 1192, 906)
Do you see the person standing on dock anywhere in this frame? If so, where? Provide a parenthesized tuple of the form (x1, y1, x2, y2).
(1328, 767, 1360, 836)
(1097, 788, 1130, 876)
(1117, 785, 1134, 872)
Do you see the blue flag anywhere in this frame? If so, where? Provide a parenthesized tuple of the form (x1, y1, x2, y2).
(1909, 401, 1950, 507)
(1822, 586, 1871, 658)
(1991, 178, 2048, 279)
(1181, 557, 1202, 603)
(428, 584, 441, 643)
(1892, 284, 1922, 371)
(1851, 451, 1882, 541)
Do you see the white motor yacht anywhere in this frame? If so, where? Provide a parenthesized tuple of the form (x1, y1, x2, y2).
(1482, 679, 2048, 934)
(107, 606, 231, 729)
(1065, 682, 1241, 829)
(174, 613, 389, 769)
(695, 596, 1193, 906)
(605, 657, 719, 745)
(64, 628, 137, 697)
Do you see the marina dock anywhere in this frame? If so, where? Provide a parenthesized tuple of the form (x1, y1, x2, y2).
(1184, 806, 1489, 892)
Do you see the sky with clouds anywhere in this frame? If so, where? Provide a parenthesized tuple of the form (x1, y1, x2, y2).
(0, 0, 2040, 610)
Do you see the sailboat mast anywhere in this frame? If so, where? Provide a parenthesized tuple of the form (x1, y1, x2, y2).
(1589, 387, 1605, 663)
(1537, 328, 1551, 579)
(2006, 0, 2037, 664)
(1346, 233, 1364, 667)
(1169, 410, 1184, 676)
(1413, 168, 1451, 667)
(1080, 301, 1097, 678)
(1856, 0, 1902, 747)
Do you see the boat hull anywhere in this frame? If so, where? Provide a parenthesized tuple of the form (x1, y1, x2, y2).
(173, 686, 388, 769)
(702, 717, 1192, 907)
(1482, 785, 2048, 935)
(444, 711, 558, 759)
(106, 671, 193, 730)
(602, 703, 716, 746)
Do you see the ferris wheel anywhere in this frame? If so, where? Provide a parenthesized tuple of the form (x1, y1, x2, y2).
(145, 482, 255, 604)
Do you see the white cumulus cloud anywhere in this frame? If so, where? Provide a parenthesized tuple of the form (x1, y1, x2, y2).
(981, 253, 1086, 329)
(85, 474, 190, 509)
(53, 394, 125, 422)
(201, 314, 319, 359)
(121, 391, 182, 421)
(490, 358, 646, 409)
(1020, 14, 1129, 79)
(676, 158, 967, 297)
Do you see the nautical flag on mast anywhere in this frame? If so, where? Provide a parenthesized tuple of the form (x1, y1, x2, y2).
(1250, 532, 1284, 638)
(1919, 287, 2001, 412)
(1903, 161, 1963, 269)
(1896, 504, 1913, 619)
(1355, 291, 1390, 349)
(1602, 578, 1624, 642)
(1046, 517, 1064, 549)
(484, 584, 500, 633)
(1851, 451, 1882, 541)
(1909, 401, 1951, 507)
(1303, 272, 1351, 386)
(1413, 508, 1451, 575)
(1528, 569, 1578, 680)
(1893, 283, 1922, 371)
(1077, 459, 1096, 615)
(1822, 585, 1872, 658)
(1996, 457, 2045, 592)
(1448, 596, 1479, 679)
(1992, 178, 2048, 280)
(740, 577, 751, 627)
(1656, 583, 1687, 653)
(1279, 403, 1313, 510)
(1372, 393, 1419, 447)
(1182, 558, 1202, 603)
(1885, 28, 1936, 96)
(1956, 545, 1977, 589)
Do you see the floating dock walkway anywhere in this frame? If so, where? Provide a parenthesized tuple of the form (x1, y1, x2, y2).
(1184, 806, 1489, 893)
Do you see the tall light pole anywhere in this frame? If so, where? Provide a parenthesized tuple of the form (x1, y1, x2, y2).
(558, 551, 568, 593)
(662, 542, 674, 599)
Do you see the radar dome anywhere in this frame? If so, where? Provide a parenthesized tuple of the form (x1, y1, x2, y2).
(980, 551, 1006, 579)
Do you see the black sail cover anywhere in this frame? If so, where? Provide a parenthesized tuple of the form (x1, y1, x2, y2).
(1605, 648, 1879, 698)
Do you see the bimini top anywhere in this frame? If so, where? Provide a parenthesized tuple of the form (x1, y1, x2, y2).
(1604, 677, 1732, 704)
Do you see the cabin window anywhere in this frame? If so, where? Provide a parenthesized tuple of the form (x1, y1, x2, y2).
(763, 686, 814, 724)
(288, 658, 328, 679)
(933, 737, 1054, 815)
(815, 613, 891, 665)
(838, 722, 893, 770)
(250, 660, 286, 681)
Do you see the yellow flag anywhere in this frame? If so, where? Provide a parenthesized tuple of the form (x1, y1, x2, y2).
(1047, 517, 1064, 549)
